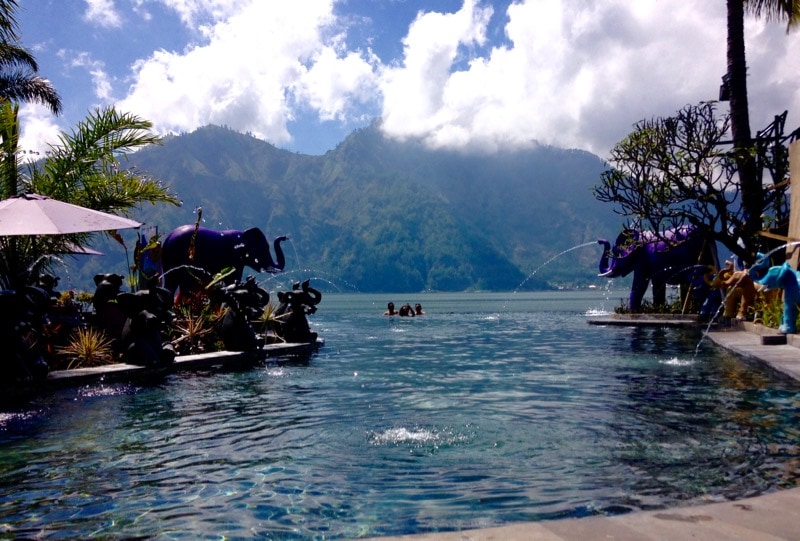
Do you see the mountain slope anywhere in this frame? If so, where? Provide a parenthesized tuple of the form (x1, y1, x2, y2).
(68, 124, 619, 293)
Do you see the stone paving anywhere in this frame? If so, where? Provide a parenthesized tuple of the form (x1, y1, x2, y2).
(367, 322, 800, 541)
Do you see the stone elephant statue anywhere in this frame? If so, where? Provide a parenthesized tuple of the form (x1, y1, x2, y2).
(211, 276, 271, 352)
(273, 279, 322, 344)
(116, 287, 176, 367)
(161, 225, 287, 295)
(597, 225, 714, 312)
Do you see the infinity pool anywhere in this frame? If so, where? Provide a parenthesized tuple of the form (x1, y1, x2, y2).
(1, 291, 798, 539)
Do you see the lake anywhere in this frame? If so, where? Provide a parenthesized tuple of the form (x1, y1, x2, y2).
(1, 290, 798, 540)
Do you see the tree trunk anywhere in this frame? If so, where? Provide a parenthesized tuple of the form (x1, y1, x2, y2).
(727, 0, 762, 261)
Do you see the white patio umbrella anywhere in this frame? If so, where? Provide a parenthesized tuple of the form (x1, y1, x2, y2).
(0, 193, 141, 236)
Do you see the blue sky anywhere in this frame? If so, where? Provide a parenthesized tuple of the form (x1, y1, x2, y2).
(17, 0, 800, 158)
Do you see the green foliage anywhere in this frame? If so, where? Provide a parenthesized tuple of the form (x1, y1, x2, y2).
(0, 104, 179, 289)
(613, 298, 685, 315)
(0, 1, 62, 114)
(753, 292, 785, 329)
(56, 327, 114, 370)
(171, 303, 219, 356)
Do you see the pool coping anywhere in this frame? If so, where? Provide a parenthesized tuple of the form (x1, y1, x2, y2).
(3, 339, 323, 405)
(366, 320, 800, 541)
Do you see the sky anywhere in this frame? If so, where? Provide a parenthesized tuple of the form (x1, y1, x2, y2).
(16, 0, 800, 159)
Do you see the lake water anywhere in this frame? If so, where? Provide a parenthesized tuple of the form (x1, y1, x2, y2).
(1, 290, 799, 540)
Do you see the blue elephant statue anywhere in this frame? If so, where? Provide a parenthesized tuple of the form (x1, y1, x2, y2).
(161, 225, 287, 295)
(597, 225, 714, 311)
(755, 262, 800, 334)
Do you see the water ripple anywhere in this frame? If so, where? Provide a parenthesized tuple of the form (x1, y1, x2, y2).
(0, 294, 799, 539)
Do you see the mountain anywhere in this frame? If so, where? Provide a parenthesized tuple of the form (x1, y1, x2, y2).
(66, 123, 620, 293)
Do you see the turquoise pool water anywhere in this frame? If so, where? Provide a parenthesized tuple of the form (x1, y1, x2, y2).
(0, 291, 799, 539)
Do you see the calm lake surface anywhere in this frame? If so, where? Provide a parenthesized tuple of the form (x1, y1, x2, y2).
(1, 290, 799, 540)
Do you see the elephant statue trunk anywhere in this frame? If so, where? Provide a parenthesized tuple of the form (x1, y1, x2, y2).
(597, 239, 614, 276)
(597, 230, 638, 278)
(270, 236, 287, 271)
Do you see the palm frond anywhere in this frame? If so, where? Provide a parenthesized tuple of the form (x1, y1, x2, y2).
(0, 43, 37, 71)
(0, 72, 61, 114)
(745, 0, 800, 30)
(0, 1, 22, 43)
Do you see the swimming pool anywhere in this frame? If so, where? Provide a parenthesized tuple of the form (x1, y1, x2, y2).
(0, 291, 798, 539)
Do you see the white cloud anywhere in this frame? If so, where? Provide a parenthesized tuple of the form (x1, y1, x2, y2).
(156, 0, 240, 28)
(67, 51, 115, 102)
(18, 104, 64, 158)
(379, 0, 493, 144)
(377, 0, 800, 156)
(118, 0, 378, 144)
(295, 47, 380, 121)
(21, 0, 800, 158)
(83, 0, 122, 28)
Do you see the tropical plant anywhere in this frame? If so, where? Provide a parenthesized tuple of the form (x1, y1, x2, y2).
(751, 290, 785, 328)
(171, 303, 219, 355)
(57, 326, 115, 369)
(0, 104, 180, 288)
(593, 102, 793, 263)
(725, 0, 799, 258)
(257, 300, 288, 343)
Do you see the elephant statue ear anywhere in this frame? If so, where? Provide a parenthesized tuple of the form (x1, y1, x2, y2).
(242, 227, 268, 245)
(614, 229, 640, 257)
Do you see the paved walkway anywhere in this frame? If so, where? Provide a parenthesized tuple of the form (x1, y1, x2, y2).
(367, 324, 800, 541)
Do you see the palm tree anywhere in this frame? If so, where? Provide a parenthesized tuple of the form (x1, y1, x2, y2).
(0, 0, 61, 113)
(28, 106, 179, 213)
(0, 103, 180, 288)
(726, 0, 799, 258)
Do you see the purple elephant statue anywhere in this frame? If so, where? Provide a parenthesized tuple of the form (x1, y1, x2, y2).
(597, 225, 714, 311)
(161, 225, 287, 295)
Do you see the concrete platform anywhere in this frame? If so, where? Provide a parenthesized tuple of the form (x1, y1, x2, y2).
(366, 322, 800, 541)
(587, 313, 701, 328)
(368, 488, 800, 540)
(3, 340, 323, 404)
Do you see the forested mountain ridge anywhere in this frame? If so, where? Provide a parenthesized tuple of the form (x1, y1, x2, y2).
(71, 123, 620, 293)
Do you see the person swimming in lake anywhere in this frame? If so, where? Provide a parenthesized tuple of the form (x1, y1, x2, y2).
(383, 302, 397, 316)
(414, 303, 425, 315)
(398, 303, 415, 316)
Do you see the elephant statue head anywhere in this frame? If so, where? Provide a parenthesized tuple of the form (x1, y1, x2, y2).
(236, 228, 287, 274)
(116, 287, 176, 366)
(597, 229, 642, 278)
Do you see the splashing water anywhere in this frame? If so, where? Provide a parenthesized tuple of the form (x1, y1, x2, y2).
(264, 268, 361, 293)
(367, 426, 471, 449)
(499, 241, 600, 315)
(159, 264, 215, 284)
(660, 357, 694, 367)
(514, 241, 598, 293)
